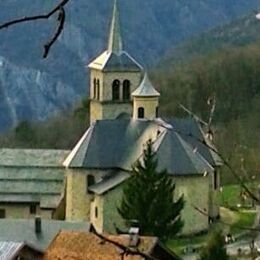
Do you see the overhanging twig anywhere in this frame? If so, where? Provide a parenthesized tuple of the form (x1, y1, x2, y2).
(0, 0, 71, 58)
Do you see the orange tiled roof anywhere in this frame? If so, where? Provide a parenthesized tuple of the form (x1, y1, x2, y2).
(44, 231, 157, 260)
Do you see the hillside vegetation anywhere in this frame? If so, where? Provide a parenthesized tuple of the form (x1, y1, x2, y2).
(0, 99, 89, 150)
(153, 43, 260, 183)
(162, 13, 260, 65)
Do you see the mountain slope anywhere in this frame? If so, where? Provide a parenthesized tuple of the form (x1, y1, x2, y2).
(163, 13, 260, 65)
(0, 0, 259, 131)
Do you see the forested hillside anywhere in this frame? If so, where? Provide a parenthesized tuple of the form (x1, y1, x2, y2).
(153, 43, 260, 183)
(0, 0, 259, 130)
(162, 12, 260, 65)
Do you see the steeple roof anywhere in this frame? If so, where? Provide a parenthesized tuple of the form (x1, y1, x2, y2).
(107, 0, 123, 54)
(88, 0, 142, 72)
(132, 73, 160, 97)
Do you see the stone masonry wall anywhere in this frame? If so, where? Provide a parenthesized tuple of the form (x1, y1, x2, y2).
(65, 169, 90, 221)
(0, 204, 52, 219)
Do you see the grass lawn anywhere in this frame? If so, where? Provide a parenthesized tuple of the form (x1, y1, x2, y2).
(166, 184, 257, 254)
(165, 234, 208, 255)
(219, 184, 240, 207)
(218, 183, 257, 208)
(230, 210, 256, 235)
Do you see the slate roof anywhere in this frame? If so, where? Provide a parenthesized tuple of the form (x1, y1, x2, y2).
(88, 171, 130, 195)
(64, 118, 215, 175)
(132, 73, 160, 97)
(0, 241, 25, 260)
(0, 149, 69, 208)
(166, 118, 222, 167)
(0, 219, 90, 252)
(88, 51, 142, 72)
(0, 149, 69, 167)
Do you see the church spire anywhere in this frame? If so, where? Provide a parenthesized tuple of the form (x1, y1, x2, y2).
(107, 0, 123, 54)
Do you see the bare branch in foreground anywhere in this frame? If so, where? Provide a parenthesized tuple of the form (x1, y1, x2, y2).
(0, 0, 71, 58)
(90, 226, 158, 260)
(177, 105, 259, 203)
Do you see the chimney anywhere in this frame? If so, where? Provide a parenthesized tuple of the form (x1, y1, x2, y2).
(35, 216, 42, 234)
(128, 220, 140, 247)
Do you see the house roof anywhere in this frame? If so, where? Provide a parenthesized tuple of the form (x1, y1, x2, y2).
(64, 118, 214, 175)
(0, 219, 90, 252)
(0, 149, 70, 167)
(0, 241, 25, 260)
(44, 231, 179, 260)
(132, 73, 160, 97)
(0, 149, 69, 208)
(88, 171, 130, 195)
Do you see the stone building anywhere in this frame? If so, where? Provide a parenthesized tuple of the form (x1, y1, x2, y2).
(63, 0, 222, 235)
(0, 149, 68, 219)
(0, 0, 221, 235)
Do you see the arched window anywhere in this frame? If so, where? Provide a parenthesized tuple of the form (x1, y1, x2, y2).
(112, 80, 120, 101)
(156, 106, 159, 118)
(93, 78, 97, 99)
(123, 80, 130, 101)
(138, 107, 144, 119)
(96, 79, 100, 100)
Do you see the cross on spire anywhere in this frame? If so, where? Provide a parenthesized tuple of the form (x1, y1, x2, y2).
(107, 0, 123, 54)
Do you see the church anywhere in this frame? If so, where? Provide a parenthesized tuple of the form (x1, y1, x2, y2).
(0, 0, 222, 235)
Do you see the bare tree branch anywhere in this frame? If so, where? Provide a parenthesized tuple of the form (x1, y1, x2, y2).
(0, 0, 71, 58)
(177, 105, 259, 203)
(90, 226, 159, 260)
(43, 7, 65, 58)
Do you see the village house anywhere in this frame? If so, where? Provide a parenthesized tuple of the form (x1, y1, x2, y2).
(0, 217, 90, 258)
(0, 0, 222, 236)
(43, 230, 180, 260)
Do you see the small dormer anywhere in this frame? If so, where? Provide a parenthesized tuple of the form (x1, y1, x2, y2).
(132, 73, 160, 120)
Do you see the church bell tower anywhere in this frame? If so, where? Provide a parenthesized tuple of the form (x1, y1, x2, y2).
(88, 0, 143, 123)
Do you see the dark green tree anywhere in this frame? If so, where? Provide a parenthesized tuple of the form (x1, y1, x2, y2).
(200, 231, 229, 260)
(118, 139, 184, 240)
(14, 120, 37, 146)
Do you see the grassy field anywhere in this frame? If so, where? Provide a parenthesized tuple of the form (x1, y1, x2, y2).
(230, 210, 256, 235)
(218, 183, 257, 208)
(166, 209, 256, 255)
(165, 234, 208, 255)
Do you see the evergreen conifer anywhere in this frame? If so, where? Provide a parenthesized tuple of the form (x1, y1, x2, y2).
(118, 139, 184, 240)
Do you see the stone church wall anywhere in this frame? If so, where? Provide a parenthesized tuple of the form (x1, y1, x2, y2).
(173, 175, 210, 235)
(91, 175, 211, 235)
